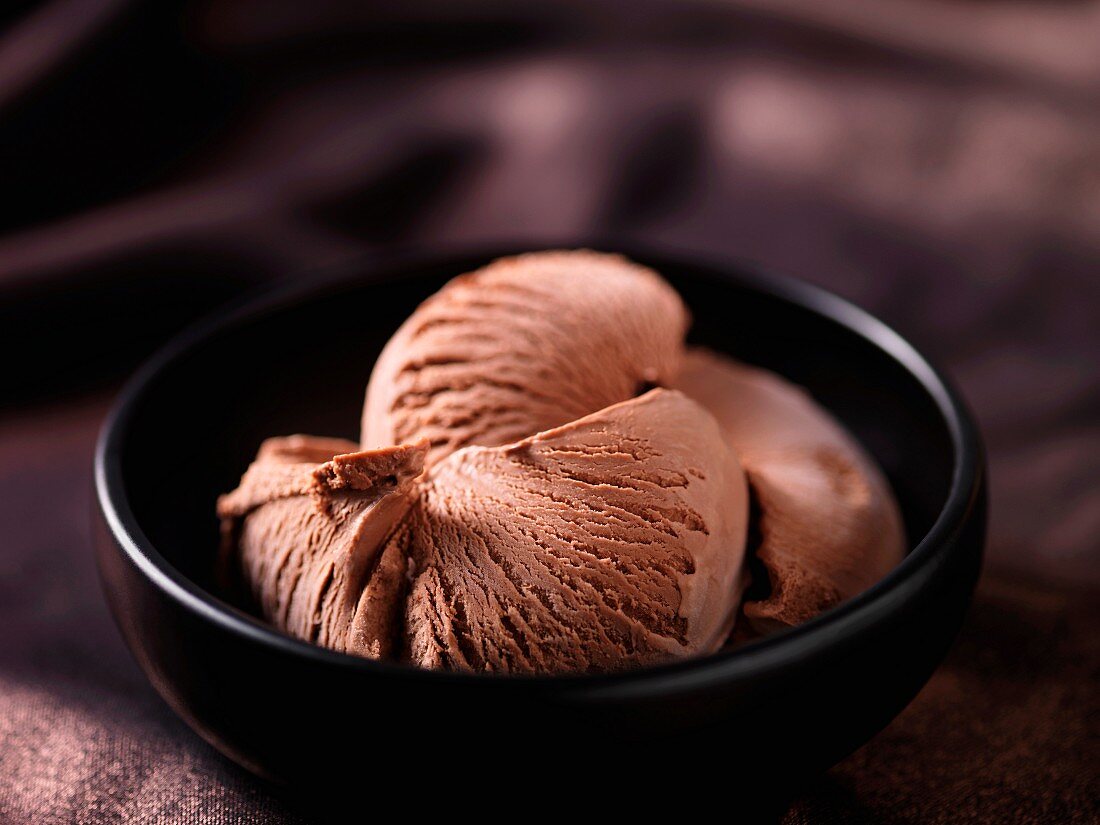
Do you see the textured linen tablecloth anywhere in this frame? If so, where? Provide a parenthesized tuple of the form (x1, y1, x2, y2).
(0, 1, 1097, 821)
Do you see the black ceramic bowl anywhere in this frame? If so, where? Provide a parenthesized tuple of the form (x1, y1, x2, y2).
(94, 248, 985, 794)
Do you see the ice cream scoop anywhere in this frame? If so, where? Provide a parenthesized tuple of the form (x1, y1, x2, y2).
(361, 249, 689, 467)
(402, 389, 750, 674)
(672, 348, 905, 634)
(217, 435, 428, 659)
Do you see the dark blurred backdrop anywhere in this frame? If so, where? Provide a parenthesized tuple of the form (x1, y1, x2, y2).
(0, 1, 1097, 822)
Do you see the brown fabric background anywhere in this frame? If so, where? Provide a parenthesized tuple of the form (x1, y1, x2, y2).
(0, 1, 1097, 821)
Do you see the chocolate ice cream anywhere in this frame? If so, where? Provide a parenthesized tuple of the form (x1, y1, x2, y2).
(403, 389, 749, 673)
(672, 348, 905, 633)
(218, 250, 905, 675)
(361, 249, 688, 466)
(217, 435, 428, 659)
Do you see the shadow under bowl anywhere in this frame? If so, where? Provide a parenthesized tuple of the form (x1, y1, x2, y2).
(94, 247, 985, 793)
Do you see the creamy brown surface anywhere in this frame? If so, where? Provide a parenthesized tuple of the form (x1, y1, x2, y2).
(217, 435, 428, 659)
(403, 389, 749, 673)
(672, 348, 905, 632)
(219, 250, 905, 674)
(361, 249, 689, 467)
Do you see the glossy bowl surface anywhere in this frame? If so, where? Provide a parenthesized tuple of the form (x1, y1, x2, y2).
(94, 248, 985, 791)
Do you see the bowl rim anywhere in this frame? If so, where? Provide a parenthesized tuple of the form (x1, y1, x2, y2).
(94, 243, 985, 695)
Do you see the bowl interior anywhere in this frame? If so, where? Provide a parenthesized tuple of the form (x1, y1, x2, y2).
(119, 252, 955, 633)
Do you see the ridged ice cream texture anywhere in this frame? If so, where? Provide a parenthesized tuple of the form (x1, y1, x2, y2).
(672, 348, 905, 633)
(403, 389, 749, 673)
(362, 250, 689, 467)
(216, 436, 429, 659)
(219, 249, 904, 674)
